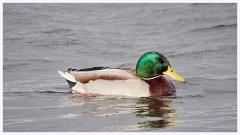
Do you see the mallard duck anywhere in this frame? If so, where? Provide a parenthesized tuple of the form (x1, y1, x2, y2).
(58, 52, 186, 97)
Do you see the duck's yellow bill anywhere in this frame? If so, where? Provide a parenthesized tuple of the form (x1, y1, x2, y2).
(163, 66, 186, 83)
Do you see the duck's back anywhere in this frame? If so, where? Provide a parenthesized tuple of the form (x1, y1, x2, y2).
(68, 67, 138, 83)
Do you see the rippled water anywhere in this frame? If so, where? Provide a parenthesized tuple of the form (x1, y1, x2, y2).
(3, 3, 237, 132)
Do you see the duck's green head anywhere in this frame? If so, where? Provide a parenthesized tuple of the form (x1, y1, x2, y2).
(136, 52, 186, 83)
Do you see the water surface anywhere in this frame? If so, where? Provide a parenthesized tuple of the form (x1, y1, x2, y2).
(3, 3, 237, 132)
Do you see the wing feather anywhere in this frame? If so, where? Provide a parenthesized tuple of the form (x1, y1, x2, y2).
(69, 68, 138, 83)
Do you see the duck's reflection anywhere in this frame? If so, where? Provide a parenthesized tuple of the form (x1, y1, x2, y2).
(134, 97, 176, 128)
(65, 94, 177, 129)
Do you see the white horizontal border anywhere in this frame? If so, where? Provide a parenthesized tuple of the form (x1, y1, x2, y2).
(1, 0, 239, 3)
(1, 132, 240, 135)
(0, 132, 238, 135)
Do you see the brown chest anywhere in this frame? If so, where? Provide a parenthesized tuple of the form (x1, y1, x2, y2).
(145, 76, 175, 96)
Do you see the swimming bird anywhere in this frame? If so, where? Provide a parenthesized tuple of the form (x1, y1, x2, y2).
(58, 52, 186, 97)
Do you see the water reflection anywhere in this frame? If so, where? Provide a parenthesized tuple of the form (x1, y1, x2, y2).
(64, 94, 177, 129)
(134, 97, 176, 128)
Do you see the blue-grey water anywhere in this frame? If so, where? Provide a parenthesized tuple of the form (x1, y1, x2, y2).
(3, 3, 237, 132)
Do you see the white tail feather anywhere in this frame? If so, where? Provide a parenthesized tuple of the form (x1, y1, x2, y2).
(65, 72, 77, 82)
(58, 71, 85, 93)
(58, 71, 77, 82)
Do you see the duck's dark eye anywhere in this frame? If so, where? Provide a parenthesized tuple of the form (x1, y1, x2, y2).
(157, 58, 164, 64)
